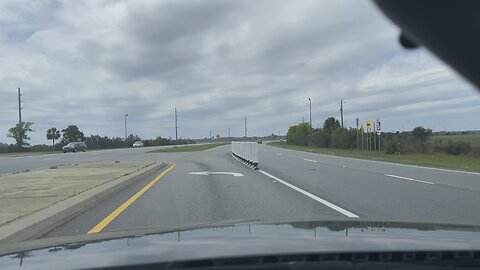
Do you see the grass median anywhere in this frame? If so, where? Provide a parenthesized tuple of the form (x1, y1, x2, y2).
(0, 151, 59, 157)
(268, 142, 480, 172)
(0, 147, 124, 157)
(149, 143, 229, 153)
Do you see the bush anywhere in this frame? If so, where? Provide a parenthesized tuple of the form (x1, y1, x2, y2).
(432, 138, 445, 153)
(30, 144, 53, 152)
(0, 143, 8, 153)
(331, 128, 355, 149)
(408, 126, 433, 153)
(411, 126, 432, 142)
(7, 144, 31, 152)
(287, 123, 311, 146)
(446, 140, 471, 155)
(307, 129, 329, 147)
(384, 137, 406, 154)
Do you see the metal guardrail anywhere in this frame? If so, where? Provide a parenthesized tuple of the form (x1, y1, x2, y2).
(231, 142, 259, 169)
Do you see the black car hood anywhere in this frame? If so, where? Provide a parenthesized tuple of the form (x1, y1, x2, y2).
(1, 219, 480, 269)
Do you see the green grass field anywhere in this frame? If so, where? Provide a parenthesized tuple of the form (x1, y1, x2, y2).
(0, 147, 128, 157)
(268, 142, 480, 172)
(149, 143, 229, 153)
(432, 134, 480, 147)
(0, 151, 59, 157)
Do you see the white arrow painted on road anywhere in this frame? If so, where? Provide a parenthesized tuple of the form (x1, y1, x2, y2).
(189, 171, 244, 177)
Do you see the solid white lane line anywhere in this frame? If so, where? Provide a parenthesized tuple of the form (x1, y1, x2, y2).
(304, 159, 317, 163)
(385, 174, 434, 185)
(258, 169, 359, 218)
(379, 162, 480, 176)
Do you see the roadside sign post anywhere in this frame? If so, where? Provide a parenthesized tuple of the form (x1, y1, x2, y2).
(366, 121, 371, 151)
(377, 120, 381, 151)
(366, 128, 369, 151)
(373, 122, 377, 152)
(356, 118, 359, 151)
(360, 125, 364, 151)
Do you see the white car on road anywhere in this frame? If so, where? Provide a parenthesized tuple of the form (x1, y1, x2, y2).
(132, 141, 144, 148)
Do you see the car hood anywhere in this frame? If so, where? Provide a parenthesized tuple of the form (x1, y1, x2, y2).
(1, 219, 480, 269)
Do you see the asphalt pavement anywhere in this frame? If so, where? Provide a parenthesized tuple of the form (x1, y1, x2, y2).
(2, 143, 479, 239)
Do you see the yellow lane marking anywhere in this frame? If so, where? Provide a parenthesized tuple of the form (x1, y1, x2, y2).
(87, 163, 176, 234)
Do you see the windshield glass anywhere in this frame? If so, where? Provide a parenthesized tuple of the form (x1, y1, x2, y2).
(0, 0, 479, 255)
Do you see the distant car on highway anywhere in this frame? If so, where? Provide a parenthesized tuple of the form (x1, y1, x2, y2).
(133, 141, 144, 148)
(62, 142, 87, 153)
(257, 140, 262, 144)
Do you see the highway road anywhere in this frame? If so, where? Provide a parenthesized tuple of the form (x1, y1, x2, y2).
(2, 143, 480, 239)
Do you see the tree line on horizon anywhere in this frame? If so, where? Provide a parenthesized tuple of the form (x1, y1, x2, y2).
(286, 117, 475, 156)
(1, 123, 194, 153)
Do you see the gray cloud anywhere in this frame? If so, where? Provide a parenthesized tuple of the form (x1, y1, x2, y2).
(0, 0, 479, 145)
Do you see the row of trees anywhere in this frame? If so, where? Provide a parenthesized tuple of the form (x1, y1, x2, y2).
(2, 122, 194, 153)
(287, 117, 356, 149)
(83, 134, 194, 150)
(6, 122, 85, 149)
(287, 117, 473, 156)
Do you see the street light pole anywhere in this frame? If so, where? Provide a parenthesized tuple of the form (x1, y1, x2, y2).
(124, 113, 128, 147)
(340, 100, 344, 128)
(174, 108, 178, 141)
(244, 116, 247, 139)
(308, 98, 312, 128)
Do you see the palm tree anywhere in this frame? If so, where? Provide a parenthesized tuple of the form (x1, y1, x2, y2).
(46, 127, 61, 147)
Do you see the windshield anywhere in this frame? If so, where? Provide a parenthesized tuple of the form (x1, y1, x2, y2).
(0, 0, 479, 256)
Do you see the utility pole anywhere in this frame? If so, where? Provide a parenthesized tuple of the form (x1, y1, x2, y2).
(174, 108, 178, 140)
(228, 128, 230, 138)
(367, 121, 371, 151)
(373, 122, 377, 151)
(356, 118, 359, 151)
(209, 130, 212, 140)
(308, 98, 312, 128)
(340, 100, 344, 128)
(18, 88, 22, 125)
(124, 113, 128, 148)
(361, 125, 364, 151)
(244, 116, 247, 138)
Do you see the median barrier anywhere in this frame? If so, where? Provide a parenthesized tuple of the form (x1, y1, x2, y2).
(231, 142, 259, 169)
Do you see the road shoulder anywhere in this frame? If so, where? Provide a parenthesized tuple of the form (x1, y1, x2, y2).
(0, 162, 167, 243)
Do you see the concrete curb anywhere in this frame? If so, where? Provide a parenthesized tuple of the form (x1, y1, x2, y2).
(0, 162, 168, 243)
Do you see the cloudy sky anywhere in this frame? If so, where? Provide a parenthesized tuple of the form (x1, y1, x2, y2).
(1, 0, 479, 145)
